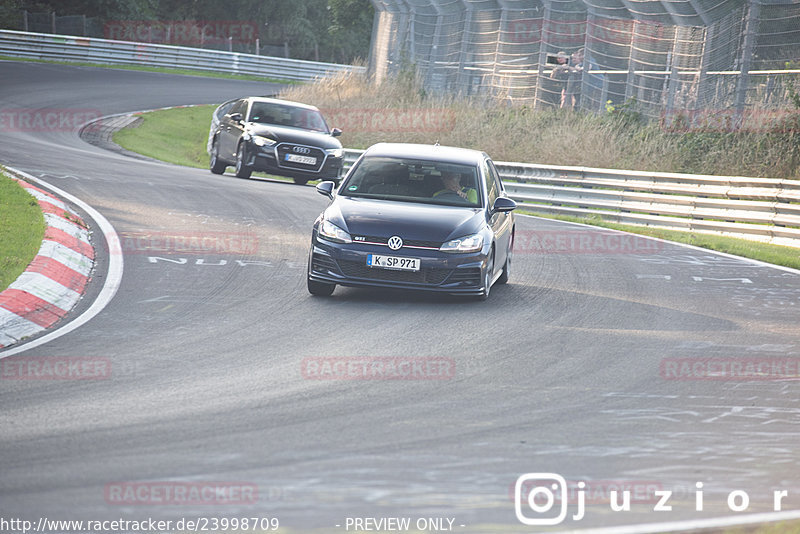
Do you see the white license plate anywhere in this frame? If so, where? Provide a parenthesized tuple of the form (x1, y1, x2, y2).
(367, 254, 420, 271)
(285, 153, 317, 165)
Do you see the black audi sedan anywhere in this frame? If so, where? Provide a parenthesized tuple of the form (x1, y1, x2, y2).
(209, 97, 344, 185)
(307, 143, 516, 299)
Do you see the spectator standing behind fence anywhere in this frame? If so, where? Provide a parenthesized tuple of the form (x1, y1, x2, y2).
(563, 49, 585, 109)
(547, 51, 570, 108)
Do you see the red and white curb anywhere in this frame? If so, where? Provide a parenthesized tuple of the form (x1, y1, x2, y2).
(0, 178, 94, 348)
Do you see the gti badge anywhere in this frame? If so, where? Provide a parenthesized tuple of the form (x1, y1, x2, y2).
(387, 236, 403, 251)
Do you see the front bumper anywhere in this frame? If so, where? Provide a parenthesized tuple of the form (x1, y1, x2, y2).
(247, 142, 343, 181)
(307, 236, 489, 295)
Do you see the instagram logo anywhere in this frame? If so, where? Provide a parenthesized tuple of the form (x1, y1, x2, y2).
(514, 473, 569, 525)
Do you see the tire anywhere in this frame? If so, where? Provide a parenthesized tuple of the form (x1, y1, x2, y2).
(209, 138, 227, 175)
(234, 142, 252, 179)
(477, 250, 494, 301)
(293, 177, 309, 186)
(497, 233, 512, 285)
(308, 278, 335, 296)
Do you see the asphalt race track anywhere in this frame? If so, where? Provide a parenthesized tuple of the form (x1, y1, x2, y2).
(1, 61, 800, 533)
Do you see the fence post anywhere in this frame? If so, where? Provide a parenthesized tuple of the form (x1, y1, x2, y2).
(456, 2, 473, 95)
(51, 11, 56, 34)
(625, 20, 637, 101)
(735, 0, 760, 115)
(22, 10, 28, 32)
(533, 0, 552, 109)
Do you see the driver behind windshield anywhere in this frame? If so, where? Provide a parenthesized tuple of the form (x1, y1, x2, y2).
(434, 171, 478, 204)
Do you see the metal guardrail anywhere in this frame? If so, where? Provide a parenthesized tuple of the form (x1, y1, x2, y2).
(0, 30, 364, 81)
(344, 149, 800, 247)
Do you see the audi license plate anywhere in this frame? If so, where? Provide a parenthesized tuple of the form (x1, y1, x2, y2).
(286, 153, 317, 165)
(367, 254, 420, 272)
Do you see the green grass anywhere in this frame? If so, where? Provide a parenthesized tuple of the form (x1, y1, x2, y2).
(0, 171, 46, 291)
(521, 211, 800, 270)
(0, 55, 299, 85)
(113, 105, 216, 168)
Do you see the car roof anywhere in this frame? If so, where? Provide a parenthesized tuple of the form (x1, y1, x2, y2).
(363, 143, 489, 166)
(245, 96, 321, 113)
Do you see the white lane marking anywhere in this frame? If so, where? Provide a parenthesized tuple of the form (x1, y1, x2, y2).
(692, 276, 754, 284)
(0, 167, 124, 358)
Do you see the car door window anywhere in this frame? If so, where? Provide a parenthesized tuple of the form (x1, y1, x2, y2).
(483, 159, 499, 208)
(487, 159, 504, 194)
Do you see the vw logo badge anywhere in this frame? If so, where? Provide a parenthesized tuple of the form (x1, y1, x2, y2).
(293, 146, 311, 154)
(387, 236, 403, 250)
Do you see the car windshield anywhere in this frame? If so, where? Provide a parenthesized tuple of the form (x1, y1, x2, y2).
(247, 102, 329, 133)
(341, 157, 482, 208)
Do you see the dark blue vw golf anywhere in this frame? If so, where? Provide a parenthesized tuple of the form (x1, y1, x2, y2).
(307, 143, 516, 299)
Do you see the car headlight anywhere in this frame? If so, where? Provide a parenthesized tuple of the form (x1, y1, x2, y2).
(325, 148, 344, 158)
(319, 219, 352, 244)
(439, 234, 484, 253)
(252, 135, 277, 147)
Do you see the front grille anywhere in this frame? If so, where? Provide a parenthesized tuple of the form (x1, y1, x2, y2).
(275, 143, 325, 172)
(447, 268, 482, 286)
(352, 235, 441, 249)
(338, 259, 450, 285)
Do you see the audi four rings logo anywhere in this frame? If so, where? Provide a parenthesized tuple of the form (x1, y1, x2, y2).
(292, 146, 311, 154)
(387, 236, 403, 250)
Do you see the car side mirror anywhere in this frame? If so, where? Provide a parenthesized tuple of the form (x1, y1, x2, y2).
(331, 128, 342, 137)
(316, 180, 336, 199)
(228, 112, 243, 123)
(492, 197, 516, 213)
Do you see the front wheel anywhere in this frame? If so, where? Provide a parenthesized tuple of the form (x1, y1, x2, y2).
(293, 177, 309, 186)
(308, 278, 335, 296)
(209, 138, 226, 175)
(234, 142, 252, 179)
